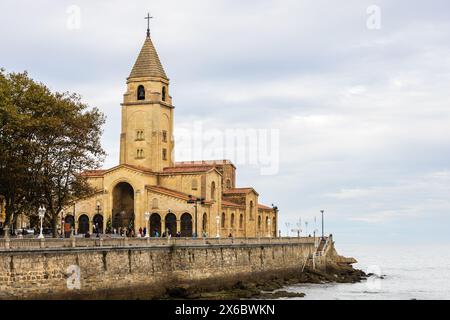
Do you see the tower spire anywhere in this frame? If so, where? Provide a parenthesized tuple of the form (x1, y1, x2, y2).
(145, 13, 153, 37)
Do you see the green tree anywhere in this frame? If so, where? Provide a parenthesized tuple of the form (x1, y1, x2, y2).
(0, 70, 106, 236)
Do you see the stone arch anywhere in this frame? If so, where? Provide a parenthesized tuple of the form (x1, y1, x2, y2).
(150, 213, 161, 236)
(180, 212, 193, 237)
(112, 181, 135, 230)
(65, 215, 74, 227)
(164, 212, 176, 236)
(78, 214, 90, 234)
(93, 214, 103, 233)
(137, 85, 145, 100)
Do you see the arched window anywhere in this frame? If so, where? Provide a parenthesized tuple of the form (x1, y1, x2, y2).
(211, 181, 216, 200)
(249, 200, 254, 220)
(136, 149, 144, 159)
(265, 216, 269, 230)
(239, 214, 243, 229)
(202, 213, 207, 232)
(231, 213, 235, 228)
(226, 179, 231, 189)
(152, 198, 158, 209)
(137, 85, 145, 100)
(191, 179, 198, 190)
(258, 215, 262, 231)
(162, 86, 166, 102)
(221, 212, 226, 228)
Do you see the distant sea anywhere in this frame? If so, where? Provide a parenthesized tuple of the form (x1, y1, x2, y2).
(281, 243, 450, 300)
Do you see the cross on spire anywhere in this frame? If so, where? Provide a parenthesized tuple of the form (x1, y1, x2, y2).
(145, 13, 153, 37)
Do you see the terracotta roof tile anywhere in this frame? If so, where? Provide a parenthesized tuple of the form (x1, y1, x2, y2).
(129, 36, 167, 80)
(162, 165, 215, 173)
(258, 204, 273, 211)
(222, 200, 245, 208)
(146, 186, 192, 200)
(223, 188, 255, 195)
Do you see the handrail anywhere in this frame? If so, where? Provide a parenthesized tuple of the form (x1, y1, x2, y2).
(0, 236, 316, 251)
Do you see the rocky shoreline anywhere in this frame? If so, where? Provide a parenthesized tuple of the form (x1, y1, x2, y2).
(163, 263, 367, 300)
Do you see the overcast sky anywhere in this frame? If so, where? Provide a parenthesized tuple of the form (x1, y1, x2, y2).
(1, 0, 450, 244)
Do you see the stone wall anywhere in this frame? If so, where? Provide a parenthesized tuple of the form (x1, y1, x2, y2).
(0, 241, 319, 299)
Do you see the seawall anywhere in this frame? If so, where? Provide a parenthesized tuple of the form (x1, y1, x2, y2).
(0, 237, 332, 299)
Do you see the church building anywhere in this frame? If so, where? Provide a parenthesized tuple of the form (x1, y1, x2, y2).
(68, 26, 278, 238)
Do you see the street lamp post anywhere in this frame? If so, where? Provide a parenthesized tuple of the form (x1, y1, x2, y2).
(38, 205, 46, 239)
(216, 215, 220, 238)
(144, 212, 150, 238)
(187, 195, 205, 238)
(321, 210, 324, 239)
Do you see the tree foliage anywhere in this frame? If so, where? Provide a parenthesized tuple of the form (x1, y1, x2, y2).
(0, 69, 106, 236)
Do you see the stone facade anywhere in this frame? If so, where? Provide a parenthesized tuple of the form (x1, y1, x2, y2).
(68, 32, 278, 238)
(0, 240, 319, 299)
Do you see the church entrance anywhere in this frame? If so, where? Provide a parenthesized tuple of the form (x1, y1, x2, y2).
(78, 214, 89, 234)
(112, 182, 135, 230)
(93, 214, 103, 234)
(180, 213, 193, 237)
(150, 213, 161, 236)
(164, 213, 176, 236)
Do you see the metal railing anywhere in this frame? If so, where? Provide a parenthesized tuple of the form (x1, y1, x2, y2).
(0, 236, 315, 251)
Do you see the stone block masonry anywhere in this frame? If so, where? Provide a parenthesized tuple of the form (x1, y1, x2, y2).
(0, 240, 322, 299)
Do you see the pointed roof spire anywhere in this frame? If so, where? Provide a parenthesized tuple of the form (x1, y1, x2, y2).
(128, 14, 168, 80)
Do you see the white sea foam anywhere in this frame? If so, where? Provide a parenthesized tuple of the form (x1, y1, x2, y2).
(281, 244, 450, 300)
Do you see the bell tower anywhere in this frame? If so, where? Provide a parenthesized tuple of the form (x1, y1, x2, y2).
(119, 21, 174, 172)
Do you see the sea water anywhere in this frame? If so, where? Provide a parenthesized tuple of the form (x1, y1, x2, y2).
(281, 244, 450, 300)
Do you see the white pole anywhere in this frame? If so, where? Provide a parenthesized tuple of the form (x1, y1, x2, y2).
(38, 216, 44, 239)
(216, 215, 220, 238)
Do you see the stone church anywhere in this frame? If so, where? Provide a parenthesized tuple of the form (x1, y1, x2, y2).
(68, 29, 278, 238)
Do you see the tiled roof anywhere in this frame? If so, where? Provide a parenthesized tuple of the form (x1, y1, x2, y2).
(222, 200, 245, 208)
(146, 186, 213, 205)
(175, 160, 234, 167)
(81, 170, 107, 177)
(223, 188, 256, 195)
(162, 165, 215, 174)
(146, 186, 192, 200)
(129, 36, 167, 80)
(258, 204, 273, 211)
(80, 164, 154, 177)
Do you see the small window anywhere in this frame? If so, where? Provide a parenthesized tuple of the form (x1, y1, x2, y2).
(191, 179, 198, 190)
(162, 86, 166, 102)
(162, 148, 167, 161)
(136, 149, 144, 159)
(137, 85, 145, 100)
(152, 198, 158, 209)
(221, 212, 226, 228)
(211, 181, 216, 200)
(226, 179, 231, 189)
(239, 214, 243, 229)
(231, 213, 235, 228)
(162, 130, 167, 143)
